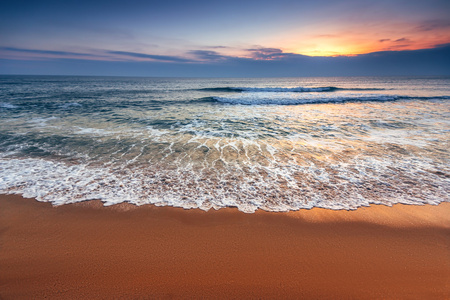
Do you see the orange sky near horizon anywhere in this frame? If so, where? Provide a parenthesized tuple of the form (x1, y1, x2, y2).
(252, 18, 450, 57)
(1, 0, 449, 62)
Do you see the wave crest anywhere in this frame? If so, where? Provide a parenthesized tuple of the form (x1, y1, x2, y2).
(196, 86, 386, 93)
(213, 94, 400, 105)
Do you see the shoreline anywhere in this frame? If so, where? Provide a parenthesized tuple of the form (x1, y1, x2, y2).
(1, 194, 449, 299)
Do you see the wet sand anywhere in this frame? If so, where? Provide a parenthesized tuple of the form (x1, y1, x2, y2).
(1, 194, 449, 299)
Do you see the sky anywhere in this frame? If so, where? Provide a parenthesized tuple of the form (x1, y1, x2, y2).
(0, 0, 449, 77)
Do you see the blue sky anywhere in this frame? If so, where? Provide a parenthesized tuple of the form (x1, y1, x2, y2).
(1, 0, 449, 76)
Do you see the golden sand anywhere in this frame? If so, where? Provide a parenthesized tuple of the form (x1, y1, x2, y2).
(1, 194, 449, 299)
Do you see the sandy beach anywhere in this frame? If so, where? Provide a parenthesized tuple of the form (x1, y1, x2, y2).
(1, 194, 449, 299)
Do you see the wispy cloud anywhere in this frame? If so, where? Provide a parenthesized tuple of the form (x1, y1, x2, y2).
(394, 38, 410, 43)
(1, 47, 88, 57)
(376, 37, 414, 51)
(416, 19, 450, 32)
(204, 46, 230, 49)
(108, 51, 193, 63)
(0, 47, 112, 61)
(0, 47, 197, 63)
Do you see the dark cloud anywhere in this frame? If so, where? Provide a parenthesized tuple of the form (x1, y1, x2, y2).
(434, 42, 450, 48)
(246, 47, 282, 53)
(188, 50, 228, 61)
(379, 39, 391, 43)
(246, 47, 287, 60)
(108, 51, 193, 63)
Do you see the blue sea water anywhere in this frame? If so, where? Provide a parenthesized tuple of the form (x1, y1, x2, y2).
(0, 75, 449, 212)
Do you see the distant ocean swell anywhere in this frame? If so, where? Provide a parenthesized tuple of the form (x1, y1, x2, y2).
(2, 95, 449, 110)
(210, 94, 400, 105)
(195, 86, 387, 92)
(200, 95, 450, 106)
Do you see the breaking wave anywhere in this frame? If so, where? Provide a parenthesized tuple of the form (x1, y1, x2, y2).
(211, 94, 399, 105)
(196, 86, 386, 93)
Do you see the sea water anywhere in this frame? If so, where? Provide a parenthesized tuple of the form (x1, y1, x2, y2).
(0, 75, 449, 212)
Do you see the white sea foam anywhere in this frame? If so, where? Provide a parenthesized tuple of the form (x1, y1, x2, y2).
(364, 128, 430, 147)
(146, 126, 169, 137)
(74, 127, 113, 136)
(27, 116, 59, 127)
(0, 102, 18, 109)
(60, 102, 82, 109)
(0, 146, 447, 213)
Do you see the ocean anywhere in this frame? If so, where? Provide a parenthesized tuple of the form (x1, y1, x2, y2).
(0, 75, 449, 212)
